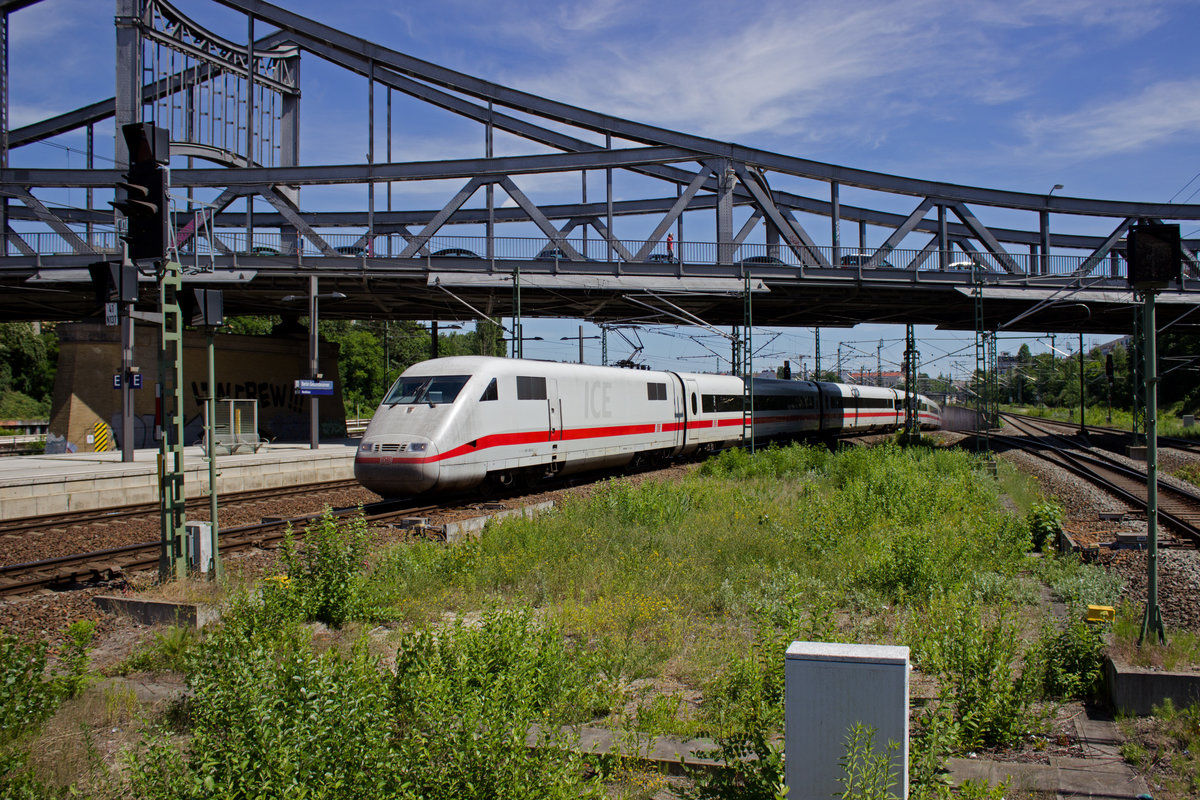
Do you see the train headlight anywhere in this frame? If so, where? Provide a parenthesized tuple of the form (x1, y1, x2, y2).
(359, 441, 372, 452)
(409, 442, 427, 452)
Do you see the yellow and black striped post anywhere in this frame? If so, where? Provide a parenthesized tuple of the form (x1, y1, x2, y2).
(92, 421, 113, 452)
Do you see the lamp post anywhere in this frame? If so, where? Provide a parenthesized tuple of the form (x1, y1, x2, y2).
(509, 335, 543, 357)
(282, 280, 346, 450)
(1040, 184, 1063, 275)
(561, 325, 601, 363)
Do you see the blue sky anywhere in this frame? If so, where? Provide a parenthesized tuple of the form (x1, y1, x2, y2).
(8, 0, 1200, 381)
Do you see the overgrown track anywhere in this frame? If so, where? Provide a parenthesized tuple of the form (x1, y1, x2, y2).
(0, 479, 365, 536)
(0, 497, 442, 598)
(1001, 411, 1200, 456)
(995, 414, 1200, 546)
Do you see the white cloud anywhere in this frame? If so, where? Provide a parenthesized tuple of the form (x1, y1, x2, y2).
(1015, 79, 1200, 161)
(484, 0, 1179, 146)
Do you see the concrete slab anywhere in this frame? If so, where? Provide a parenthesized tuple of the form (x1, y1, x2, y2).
(441, 501, 556, 543)
(94, 595, 222, 629)
(1, 440, 358, 517)
(947, 756, 1148, 798)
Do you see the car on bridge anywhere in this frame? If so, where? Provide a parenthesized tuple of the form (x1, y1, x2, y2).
(431, 248, 480, 258)
(535, 247, 593, 261)
(647, 253, 677, 264)
(839, 254, 895, 268)
(737, 255, 787, 267)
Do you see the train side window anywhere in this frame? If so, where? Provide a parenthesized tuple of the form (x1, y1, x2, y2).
(691, 393, 698, 415)
(516, 375, 547, 400)
(647, 382, 667, 401)
(479, 378, 498, 402)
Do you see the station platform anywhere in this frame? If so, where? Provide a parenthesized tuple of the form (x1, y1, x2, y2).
(0, 441, 359, 518)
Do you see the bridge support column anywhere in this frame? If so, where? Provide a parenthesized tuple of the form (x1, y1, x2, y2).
(716, 160, 735, 265)
(830, 181, 840, 266)
(115, 0, 141, 167)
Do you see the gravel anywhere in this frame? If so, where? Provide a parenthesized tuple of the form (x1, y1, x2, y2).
(997, 441, 1200, 633)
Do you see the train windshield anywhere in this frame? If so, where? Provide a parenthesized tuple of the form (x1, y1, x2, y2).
(384, 375, 470, 405)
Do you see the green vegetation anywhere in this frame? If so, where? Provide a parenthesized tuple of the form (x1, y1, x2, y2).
(0, 322, 56, 419)
(1026, 501, 1063, 552)
(7, 443, 1129, 797)
(996, 333, 1200, 421)
(0, 622, 95, 798)
(1119, 699, 1200, 800)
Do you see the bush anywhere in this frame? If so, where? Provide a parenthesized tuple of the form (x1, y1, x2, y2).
(0, 631, 60, 797)
(1027, 501, 1063, 552)
(280, 509, 370, 626)
(129, 602, 606, 800)
(1028, 618, 1106, 700)
(922, 604, 1040, 749)
(51, 620, 95, 698)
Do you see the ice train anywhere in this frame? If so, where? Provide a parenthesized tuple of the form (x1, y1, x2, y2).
(354, 356, 941, 497)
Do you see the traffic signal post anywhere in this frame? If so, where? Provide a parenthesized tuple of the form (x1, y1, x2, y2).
(111, 122, 189, 581)
(1127, 222, 1183, 647)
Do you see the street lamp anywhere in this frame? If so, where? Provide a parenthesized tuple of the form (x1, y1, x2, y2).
(282, 280, 347, 449)
(561, 325, 601, 363)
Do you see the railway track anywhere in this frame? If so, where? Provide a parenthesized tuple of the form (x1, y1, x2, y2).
(996, 413, 1200, 546)
(0, 479, 365, 536)
(1000, 411, 1200, 455)
(0, 497, 442, 598)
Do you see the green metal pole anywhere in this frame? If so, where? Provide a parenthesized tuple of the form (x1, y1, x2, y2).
(207, 331, 221, 581)
(158, 261, 188, 581)
(1079, 332, 1086, 435)
(814, 328, 821, 379)
(1140, 289, 1165, 645)
(512, 265, 521, 359)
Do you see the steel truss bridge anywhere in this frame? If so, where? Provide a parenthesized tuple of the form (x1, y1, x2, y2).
(1, 0, 1200, 335)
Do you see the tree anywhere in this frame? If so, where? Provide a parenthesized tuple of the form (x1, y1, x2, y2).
(0, 322, 56, 417)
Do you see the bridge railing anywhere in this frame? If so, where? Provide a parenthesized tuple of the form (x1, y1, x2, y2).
(4, 229, 1129, 279)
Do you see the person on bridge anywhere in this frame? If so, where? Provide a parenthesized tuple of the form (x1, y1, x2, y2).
(667, 232, 674, 261)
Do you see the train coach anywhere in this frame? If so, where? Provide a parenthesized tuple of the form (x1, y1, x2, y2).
(354, 356, 940, 497)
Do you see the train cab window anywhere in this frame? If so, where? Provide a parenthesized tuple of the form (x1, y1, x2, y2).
(516, 375, 547, 400)
(385, 375, 470, 405)
(479, 378, 498, 402)
(647, 382, 667, 401)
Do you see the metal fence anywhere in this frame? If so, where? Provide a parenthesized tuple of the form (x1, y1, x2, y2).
(4, 229, 1133, 279)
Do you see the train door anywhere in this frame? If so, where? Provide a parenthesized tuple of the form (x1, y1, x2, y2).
(547, 378, 564, 465)
(850, 386, 860, 430)
(684, 378, 700, 444)
(670, 373, 687, 449)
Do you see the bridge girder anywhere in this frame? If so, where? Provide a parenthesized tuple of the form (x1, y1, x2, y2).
(0, 0, 1198, 334)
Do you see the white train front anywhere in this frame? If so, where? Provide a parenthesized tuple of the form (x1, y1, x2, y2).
(354, 356, 941, 497)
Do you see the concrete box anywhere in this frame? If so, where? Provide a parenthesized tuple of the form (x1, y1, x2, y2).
(785, 641, 909, 799)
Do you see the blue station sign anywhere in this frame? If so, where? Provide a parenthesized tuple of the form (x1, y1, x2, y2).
(294, 379, 334, 396)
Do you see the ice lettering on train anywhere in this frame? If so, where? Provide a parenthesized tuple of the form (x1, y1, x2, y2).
(586, 381, 612, 418)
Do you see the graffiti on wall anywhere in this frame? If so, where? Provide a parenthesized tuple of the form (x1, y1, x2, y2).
(189, 381, 306, 414)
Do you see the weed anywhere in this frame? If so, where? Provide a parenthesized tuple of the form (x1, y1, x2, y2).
(679, 726, 786, 800)
(0, 631, 58, 798)
(1026, 501, 1063, 552)
(837, 722, 901, 800)
(1033, 552, 1124, 610)
(103, 684, 139, 727)
(116, 625, 195, 674)
(1027, 618, 1106, 700)
(280, 508, 371, 626)
(51, 620, 95, 699)
(917, 602, 1040, 749)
